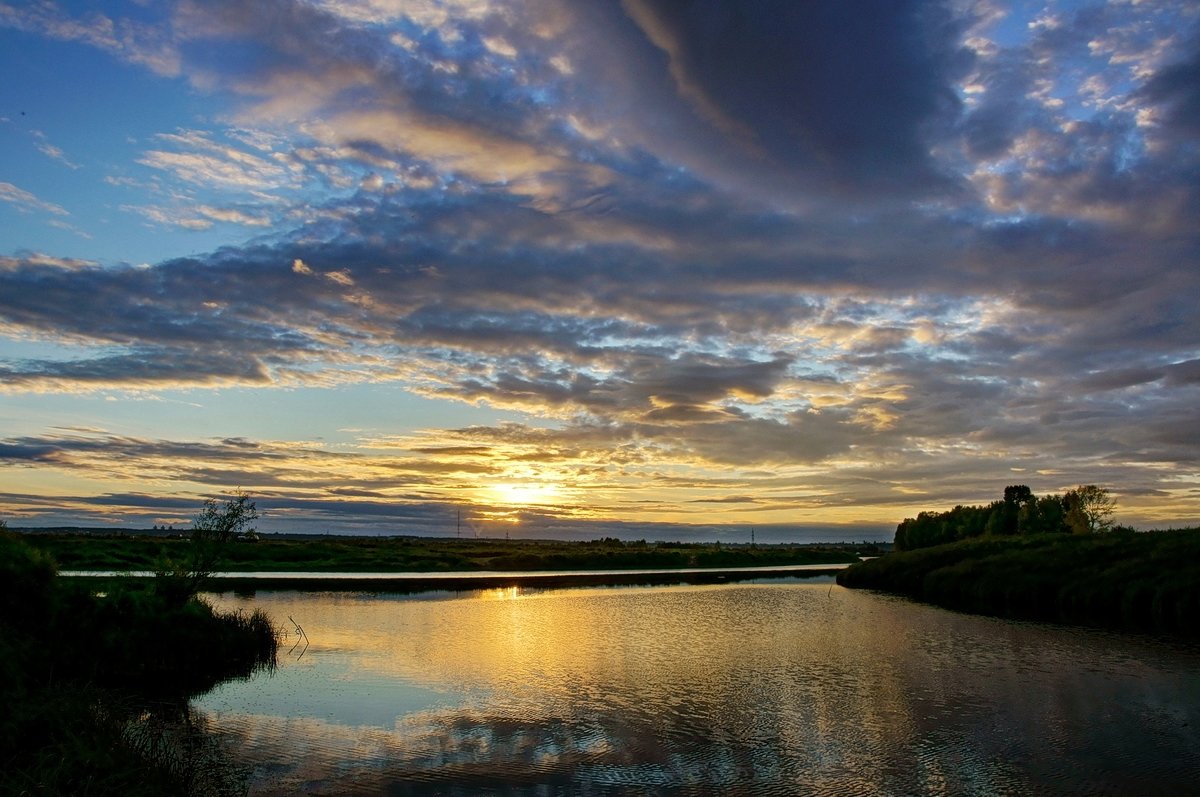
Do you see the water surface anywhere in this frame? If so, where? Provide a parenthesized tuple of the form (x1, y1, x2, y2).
(196, 582, 1200, 795)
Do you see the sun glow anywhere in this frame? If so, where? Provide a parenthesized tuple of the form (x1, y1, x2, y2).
(489, 482, 562, 507)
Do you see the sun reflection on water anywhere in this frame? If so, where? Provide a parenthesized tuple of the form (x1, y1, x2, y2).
(197, 584, 1200, 796)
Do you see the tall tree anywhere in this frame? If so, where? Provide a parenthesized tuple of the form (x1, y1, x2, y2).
(1064, 485, 1116, 533)
(1004, 485, 1034, 505)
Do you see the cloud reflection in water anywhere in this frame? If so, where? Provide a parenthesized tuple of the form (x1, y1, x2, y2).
(197, 584, 1200, 795)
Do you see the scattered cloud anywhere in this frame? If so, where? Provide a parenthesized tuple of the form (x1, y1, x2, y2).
(137, 134, 295, 190)
(1, 0, 1198, 531)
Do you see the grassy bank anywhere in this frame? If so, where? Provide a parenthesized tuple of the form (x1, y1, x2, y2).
(836, 529, 1200, 635)
(1, 531, 279, 795)
(21, 532, 866, 573)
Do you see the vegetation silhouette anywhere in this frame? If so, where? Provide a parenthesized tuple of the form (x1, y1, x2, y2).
(0, 499, 279, 796)
(893, 484, 1120, 550)
(839, 485, 1199, 635)
(25, 532, 865, 574)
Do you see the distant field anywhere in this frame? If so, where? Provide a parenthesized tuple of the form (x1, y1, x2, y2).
(837, 528, 1200, 636)
(19, 532, 867, 573)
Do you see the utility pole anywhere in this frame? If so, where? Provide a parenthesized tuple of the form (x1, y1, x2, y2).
(457, 509, 461, 538)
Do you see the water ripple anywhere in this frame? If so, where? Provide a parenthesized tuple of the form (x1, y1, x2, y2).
(195, 583, 1200, 795)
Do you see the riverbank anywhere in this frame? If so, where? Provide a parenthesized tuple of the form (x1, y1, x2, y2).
(836, 528, 1200, 635)
(21, 531, 867, 574)
(0, 531, 278, 795)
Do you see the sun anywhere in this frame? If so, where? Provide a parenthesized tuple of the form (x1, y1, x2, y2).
(489, 482, 562, 507)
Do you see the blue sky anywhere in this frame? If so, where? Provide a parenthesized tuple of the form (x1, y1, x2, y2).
(1, 0, 1198, 537)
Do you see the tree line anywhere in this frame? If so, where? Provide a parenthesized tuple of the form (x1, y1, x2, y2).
(894, 484, 1119, 551)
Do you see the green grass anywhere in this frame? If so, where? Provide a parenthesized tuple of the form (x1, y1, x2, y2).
(22, 532, 865, 573)
(836, 528, 1200, 635)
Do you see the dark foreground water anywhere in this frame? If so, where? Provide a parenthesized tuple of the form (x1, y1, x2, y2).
(196, 581, 1200, 796)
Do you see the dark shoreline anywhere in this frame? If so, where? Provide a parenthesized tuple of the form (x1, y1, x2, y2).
(836, 530, 1200, 637)
(30, 531, 868, 580)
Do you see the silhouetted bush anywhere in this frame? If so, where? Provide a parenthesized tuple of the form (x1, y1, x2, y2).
(838, 529, 1200, 635)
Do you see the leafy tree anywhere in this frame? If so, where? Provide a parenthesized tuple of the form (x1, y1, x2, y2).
(1065, 502, 1091, 535)
(1016, 500, 1043, 534)
(894, 485, 1081, 550)
(984, 503, 1009, 536)
(1004, 485, 1034, 505)
(1037, 494, 1066, 533)
(1063, 485, 1116, 533)
(1016, 494, 1069, 535)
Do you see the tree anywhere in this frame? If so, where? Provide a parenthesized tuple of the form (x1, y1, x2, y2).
(1016, 500, 1043, 534)
(1063, 485, 1116, 533)
(985, 503, 1011, 536)
(1004, 485, 1034, 505)
(156, 491, 258, 604)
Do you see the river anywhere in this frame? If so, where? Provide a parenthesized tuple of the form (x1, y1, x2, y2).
(195, 578, 1200, 795)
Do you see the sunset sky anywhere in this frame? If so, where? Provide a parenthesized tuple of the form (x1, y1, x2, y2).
(2, 0, 1198, 538)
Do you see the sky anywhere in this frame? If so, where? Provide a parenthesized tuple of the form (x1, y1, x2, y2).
(1, 0, 1198, 540)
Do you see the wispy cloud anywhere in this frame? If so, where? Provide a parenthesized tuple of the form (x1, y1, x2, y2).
(137, 135, 295, 190)
(31, 130, 80, 169)
(0, 0, 180, 75)
(125, 202, 273, 230)
(0, 181, 68, 216)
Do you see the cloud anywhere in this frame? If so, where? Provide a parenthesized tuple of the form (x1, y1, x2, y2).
(0, 349, 273, 391)
(618, 0, 969, 199)
(1140, 32, 1200, 136)
(0, 0, 180, 76)
(0, 252, 95, 271)
(31, 130, 80, 169)
(138, 139, 294, 190)
(0, 181, 69, 216)
(126, 202, 273, 230)
(2, 0, 1199, 530)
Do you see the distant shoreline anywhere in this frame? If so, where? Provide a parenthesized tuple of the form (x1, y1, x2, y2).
(24, 532, 871, 581)
(63, 563, 847, 593)
(10, 525, 893, 546)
